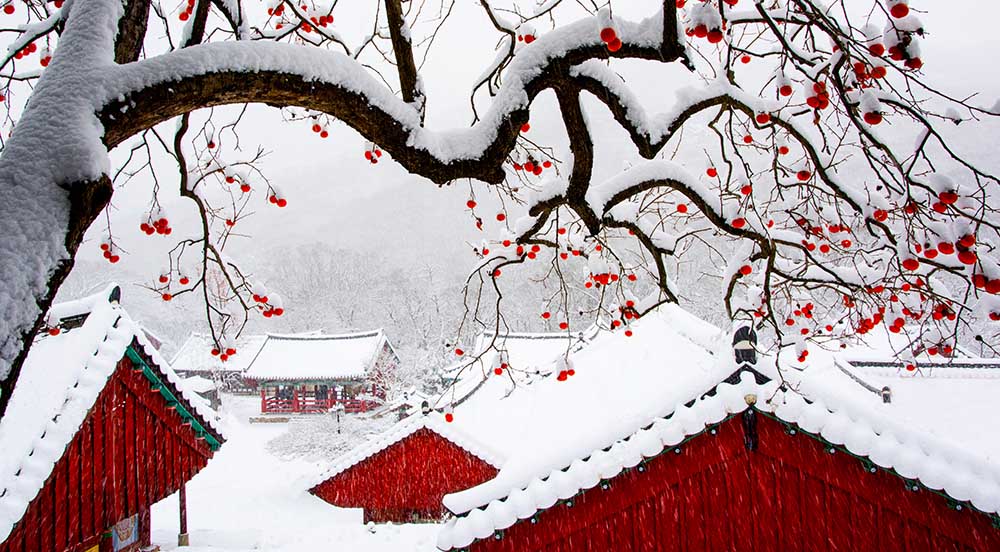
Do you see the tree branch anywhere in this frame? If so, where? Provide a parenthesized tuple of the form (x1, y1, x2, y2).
(114, 0, 151, 64)
(384, 0, 423, 116)
(100, 37, 676, 185)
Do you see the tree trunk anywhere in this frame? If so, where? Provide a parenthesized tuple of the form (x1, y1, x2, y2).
(0, 176, 113, 418)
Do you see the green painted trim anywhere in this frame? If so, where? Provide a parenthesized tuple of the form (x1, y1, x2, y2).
(125, 347, 222, 451)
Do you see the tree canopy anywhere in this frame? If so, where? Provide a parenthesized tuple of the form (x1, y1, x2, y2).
(0, 0, 997, 417)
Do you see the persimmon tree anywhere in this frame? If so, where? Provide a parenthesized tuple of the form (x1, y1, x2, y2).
(0, 0, 998, 417)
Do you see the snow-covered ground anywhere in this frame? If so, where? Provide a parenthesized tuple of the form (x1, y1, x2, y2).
(150, 395, 438, 551)
(266, 407, 396, 462)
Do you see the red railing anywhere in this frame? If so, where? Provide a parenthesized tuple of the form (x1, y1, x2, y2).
(259, 389, 376, 414)
(261, 395, 295, 413)
(341, 399, 375, 414)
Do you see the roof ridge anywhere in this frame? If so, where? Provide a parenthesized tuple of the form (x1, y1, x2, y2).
(170, 333, 203, 365)
(45, 282, 120, 325)
(170, 332, 269, 366)
(265, 329, 382, 341)
(176, 331, 269, 341)
(483, 332, 584, 339)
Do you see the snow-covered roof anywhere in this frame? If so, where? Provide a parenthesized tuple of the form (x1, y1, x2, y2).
(441, 305, 727, 520)
(182, 375, 217, 394)
(365, 389, 433, 419)
(438, 309, 1000, 550)
(0, 284, 224, 544)
(244, 330, 391, 382)
(139, 325, 169, 350)
(171, 332, 268, 374)
(470, 327, 599, 374)
(844, 357, 1000, 373)
(836, 323, 994, 365)
(308, 412, 504, 490)
(823, 355, 1000, 464)
(443, 327, 598, 407)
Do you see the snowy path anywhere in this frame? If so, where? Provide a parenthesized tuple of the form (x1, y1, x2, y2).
(151, 396, 439, 551)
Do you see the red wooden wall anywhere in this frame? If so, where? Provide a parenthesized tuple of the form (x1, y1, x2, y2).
(467, 413, 1000, 552)
(312, 428, 498, 523)
(0, 355, 215, 552)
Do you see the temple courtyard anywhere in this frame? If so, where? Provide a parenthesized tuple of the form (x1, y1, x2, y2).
(150, 396, 436, 551)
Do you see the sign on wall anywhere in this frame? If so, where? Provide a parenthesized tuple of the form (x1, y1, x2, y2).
(112, 514, 139, 551)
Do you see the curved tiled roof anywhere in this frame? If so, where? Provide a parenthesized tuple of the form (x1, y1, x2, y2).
(0, 284, 224, 544)
(438, 363, 1000, 549)
(436, 304, 1000, 550)
(170, 332, 268, 374)
(244, 329, 392, 382)
(442, 327, 598, 409)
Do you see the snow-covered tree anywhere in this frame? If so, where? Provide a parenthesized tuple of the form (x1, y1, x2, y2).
(1, 0, 998, 417)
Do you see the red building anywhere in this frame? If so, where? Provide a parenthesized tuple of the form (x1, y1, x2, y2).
(439, 366, 1000, 551)
(244, 330, 399, 414)
(309, 412, 502, 523)
(437, 306, 1000, 551)
(0, 285, 224, 552)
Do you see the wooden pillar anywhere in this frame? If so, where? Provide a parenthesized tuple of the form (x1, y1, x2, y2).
(260, 387, 266, 413)
(292, 387, 300, 413)
(178, 482, 189, 546)
(139, 506, 152, 547)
